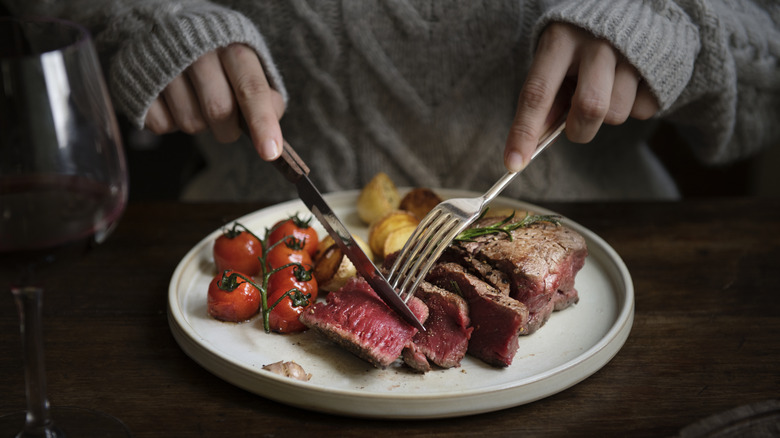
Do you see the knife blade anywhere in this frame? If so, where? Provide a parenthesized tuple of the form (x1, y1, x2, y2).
(272, 141, 425, 332)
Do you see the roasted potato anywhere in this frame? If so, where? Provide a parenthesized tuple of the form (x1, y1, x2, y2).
(368, 210, 419, 259)
(313, 235, 372, 292)
(399, 187, 443, 220)
(357, 172, 401, 225)
(382, 224, 418, 259)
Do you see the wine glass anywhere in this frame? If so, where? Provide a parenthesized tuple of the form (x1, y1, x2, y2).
(0, 17, 131, 437)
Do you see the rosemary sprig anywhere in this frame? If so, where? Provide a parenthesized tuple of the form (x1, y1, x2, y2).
(454, 210, 561, 242)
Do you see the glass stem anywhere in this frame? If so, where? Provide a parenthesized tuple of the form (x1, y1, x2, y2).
(11, 286, 58, 437)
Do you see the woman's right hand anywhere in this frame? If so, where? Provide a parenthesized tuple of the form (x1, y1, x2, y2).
(144, 43, 285, 161)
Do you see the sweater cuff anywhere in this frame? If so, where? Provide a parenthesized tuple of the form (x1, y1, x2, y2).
(532, 0, 700, 112)
(108, 5, 288, 129)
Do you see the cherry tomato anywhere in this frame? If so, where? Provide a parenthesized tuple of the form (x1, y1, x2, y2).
(268, 263, 318, 304)
(268, 214, 319, 257)
(207, 270, 261, 322)
(267, 266, 317, 333)
(213, 223, 263, 276)
(265, 237, 312, 272)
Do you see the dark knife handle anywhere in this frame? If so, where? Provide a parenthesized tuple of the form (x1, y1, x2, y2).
(273, 141, 310, 182)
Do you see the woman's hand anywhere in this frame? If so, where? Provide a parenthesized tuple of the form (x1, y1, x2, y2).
(144, 43, 285, 160)
(504, 22, 659, 172)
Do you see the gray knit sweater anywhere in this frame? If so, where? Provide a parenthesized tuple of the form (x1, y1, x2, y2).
(12, 0, 780, 201)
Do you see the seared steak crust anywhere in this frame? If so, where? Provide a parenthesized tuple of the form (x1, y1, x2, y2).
(454, 220, 587, 334)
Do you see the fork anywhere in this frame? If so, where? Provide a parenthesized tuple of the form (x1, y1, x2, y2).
(386, 116, 567, 302)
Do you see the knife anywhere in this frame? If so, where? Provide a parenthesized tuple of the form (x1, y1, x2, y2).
(272, 141, 426, 332)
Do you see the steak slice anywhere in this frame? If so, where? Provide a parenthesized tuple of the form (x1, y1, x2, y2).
(455, 220, 587, 334)
(402, 281, 473, 372)
(440, 245, 512, 296)
(427, 263, 528, 367)
(554, 287, 580, 311)
(299, 277, 429, 368)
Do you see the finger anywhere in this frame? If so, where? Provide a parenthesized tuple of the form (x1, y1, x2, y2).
(630, 82, 659, 120)
(567, 41, 616, 143)
(162, 75, 208, 134)
(219, 44, 284, 160)
(604, 61, 640, 125)
(505, 26, 575, 171)
(145, 97, 176, 134)
(187, 50, 241, 143)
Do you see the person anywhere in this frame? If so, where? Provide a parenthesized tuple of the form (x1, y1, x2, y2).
(7, 0, 779, 202)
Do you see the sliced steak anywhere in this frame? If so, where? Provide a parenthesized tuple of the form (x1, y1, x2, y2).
(299, 276, 429, 368)
(554, 287, 580, 311)
(401, 343, 432, 372)
(427, 263, 528, 367)
(402, 281, 473, 372)
(440, 245, 512, 296)
(455, 220, 587, 334)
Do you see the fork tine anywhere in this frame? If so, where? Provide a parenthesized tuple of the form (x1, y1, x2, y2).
(395, 215, 457, 293)
(400, 220, 464, 302)
(387, 209, 448, 284)
(398, 215, 453, 293)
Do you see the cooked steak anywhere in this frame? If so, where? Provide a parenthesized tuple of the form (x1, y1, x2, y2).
(299, 276, 429, 368)
(454, 219, 587, 334)
(402, 281, 473, 372)
(305, 215, 587, 371)
(554, 287, 580, 311)
(427, 262, 529, 367)
(440, 245, 512, 296)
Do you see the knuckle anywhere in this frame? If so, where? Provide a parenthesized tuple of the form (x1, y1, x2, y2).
(202, 99, 235, 123)
(508, 120, 539, 147)
(177, 116, 207, 134)
(519, 77, 552, 111)
(631, 105, 655, 120)
(537, 22, 571, 50)
(603, 108, 629, 125)
(213, 128, 242, 144)
(574, 94, 610, 121)
(145, 118, 170, 134)
(146, 117, 176, 135)
(233, 74, 270, 102)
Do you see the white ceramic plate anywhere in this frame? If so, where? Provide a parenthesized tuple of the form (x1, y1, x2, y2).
(168, 190, 634, 419)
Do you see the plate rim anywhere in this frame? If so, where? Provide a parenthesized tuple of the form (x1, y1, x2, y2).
(167, 190, 634, 418)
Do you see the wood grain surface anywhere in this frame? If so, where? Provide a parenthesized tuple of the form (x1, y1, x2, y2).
(1, 199, 778, 437)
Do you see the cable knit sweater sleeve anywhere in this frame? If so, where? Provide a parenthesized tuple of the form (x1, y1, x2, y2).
(534, 0, 780, 165)
(19, 0, 289, 129)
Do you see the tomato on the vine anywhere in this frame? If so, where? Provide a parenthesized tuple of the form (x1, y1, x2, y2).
(207, 270, 261, 322)
(268, 214, 319, 258)
(265, 237, 313, 272)
(213, 223, 263, 276)
(268, 263, 318, 304)
(267, 264, 318, 333)
(265, 238, 318, 333)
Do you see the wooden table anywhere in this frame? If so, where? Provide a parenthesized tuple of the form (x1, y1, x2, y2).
(1, 199, 778, 437)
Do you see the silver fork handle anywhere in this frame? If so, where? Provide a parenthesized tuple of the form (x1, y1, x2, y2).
(481, 119, 567, 205)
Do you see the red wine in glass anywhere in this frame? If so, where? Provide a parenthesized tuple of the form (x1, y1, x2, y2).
(0, 175, 124, 273)
(1, 17, 131, 437)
